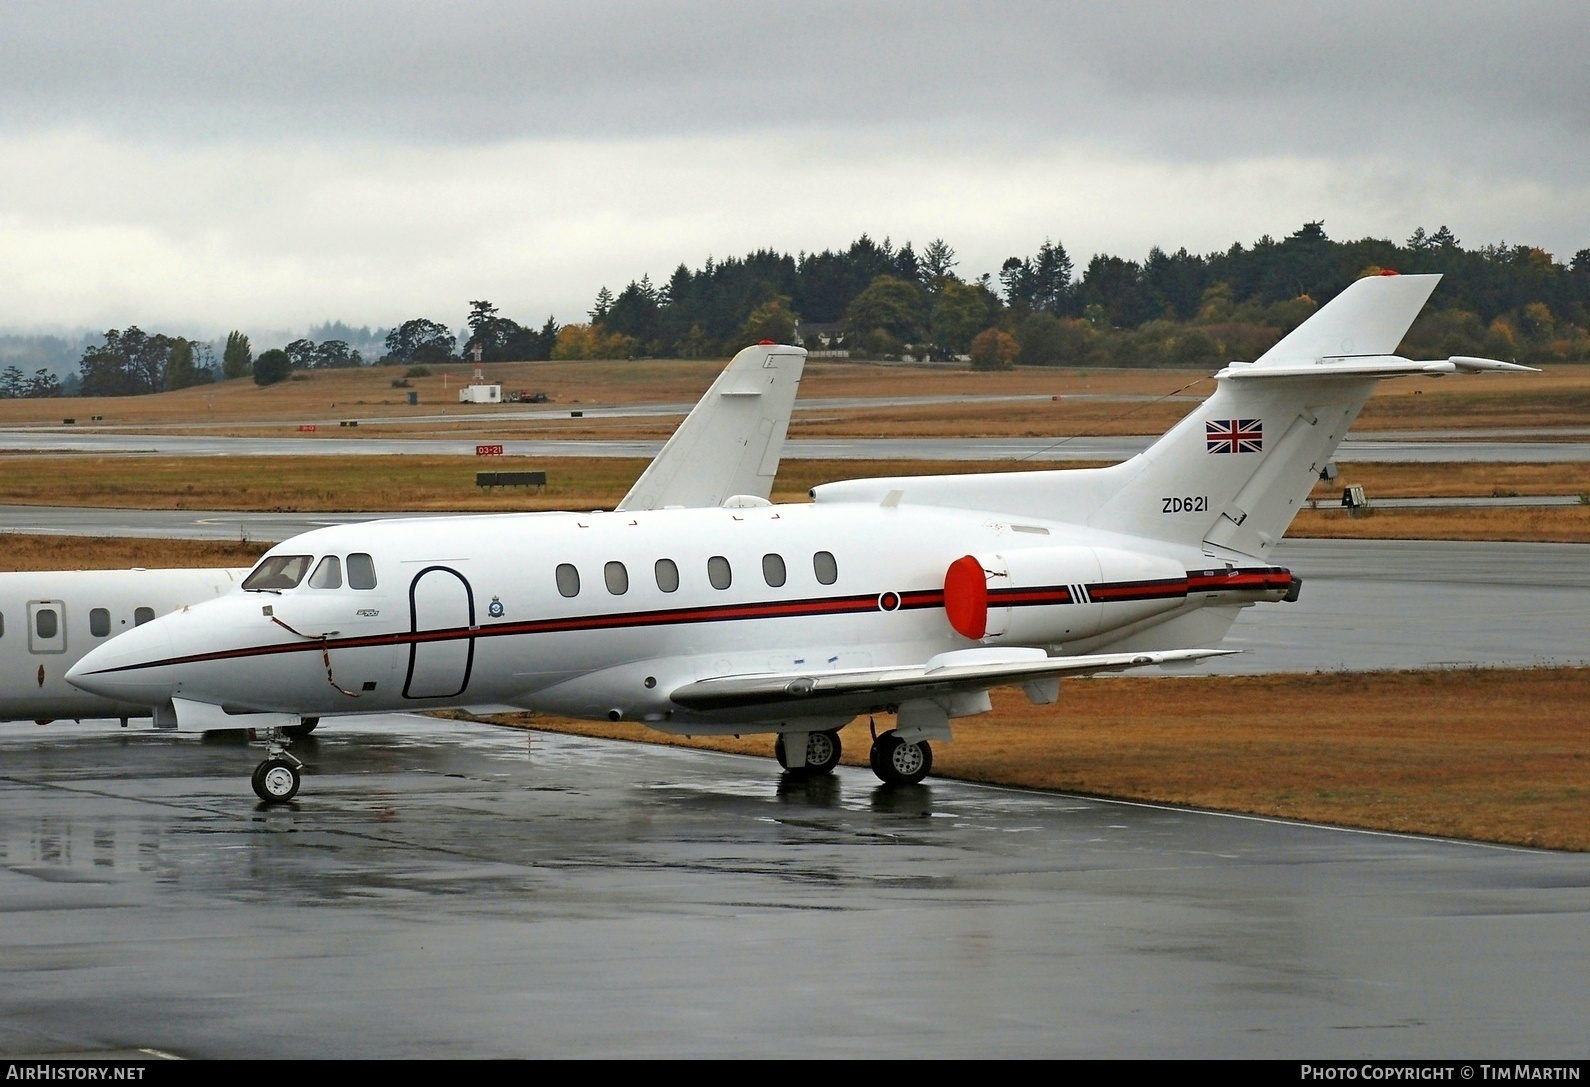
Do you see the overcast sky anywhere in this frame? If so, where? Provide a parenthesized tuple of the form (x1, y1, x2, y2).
(1, 0, 1586, 337)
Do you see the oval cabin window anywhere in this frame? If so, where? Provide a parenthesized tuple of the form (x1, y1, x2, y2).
(604, 561, 629, 595)
(813, 551, 838, 585)
(654, 559, 679, 593)
(134, 607, 155, 626)
(555, 564, 581, 598)
(762, 553, 786, 587)
(90, 608, 111, 637)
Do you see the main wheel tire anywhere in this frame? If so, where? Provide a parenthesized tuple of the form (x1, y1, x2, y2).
(774, 730, 843, 776)
(283, 717, 319, 738)
(252, 758, 301, 803)
(869, 730, 933, 786)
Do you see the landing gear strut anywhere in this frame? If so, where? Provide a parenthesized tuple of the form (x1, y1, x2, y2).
(775, 730, 842, 776)
(251, 727, 304, 803)
(869, 729, 932, 786)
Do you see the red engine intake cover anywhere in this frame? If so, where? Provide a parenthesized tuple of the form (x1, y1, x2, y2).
(943, 555, 989, 640)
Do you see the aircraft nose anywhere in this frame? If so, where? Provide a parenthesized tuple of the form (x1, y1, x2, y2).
(66, 616, 177, 704)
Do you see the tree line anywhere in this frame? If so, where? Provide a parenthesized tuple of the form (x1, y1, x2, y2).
(21, 221, 1589, 400)
(576, 223, 1590, 369)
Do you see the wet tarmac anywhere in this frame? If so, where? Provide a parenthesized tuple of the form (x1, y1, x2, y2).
(1, 715, 1586, 1058)
(1205, 539, 1590, 673)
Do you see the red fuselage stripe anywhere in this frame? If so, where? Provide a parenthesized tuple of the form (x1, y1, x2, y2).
(86, 568, 1291, 674)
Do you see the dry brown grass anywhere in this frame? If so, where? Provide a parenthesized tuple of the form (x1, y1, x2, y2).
(497, 667, 1590, 851)
(5, 360, 1582, 435)
(1308, 461, 1590, 498)
(0, 455, 1061, 512)
(0, 361, 1211, 427)
(1291, 505, 1590, 542)
(0, 533, 267, 571)
(0, 454, 1583, 539)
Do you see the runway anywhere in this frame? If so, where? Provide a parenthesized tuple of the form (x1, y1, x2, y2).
(2, 429, 1587, 462)
(0, 715, 1584, 1058)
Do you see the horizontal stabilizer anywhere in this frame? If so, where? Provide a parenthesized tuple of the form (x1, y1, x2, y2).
(1219, 354, 1538, 380)
(668, 647, 1234, 713)
(1253, 273, 1440, 367)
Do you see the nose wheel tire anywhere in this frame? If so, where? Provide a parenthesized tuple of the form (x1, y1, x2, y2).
(774, 730, 842, 776)
(869, 730, 932, 786)
(252, 758, 301, 803)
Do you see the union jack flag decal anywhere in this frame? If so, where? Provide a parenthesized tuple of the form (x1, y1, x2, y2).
(1206, 418, 1263, 454)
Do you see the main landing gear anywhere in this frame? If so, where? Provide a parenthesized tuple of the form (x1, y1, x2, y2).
(869, 728, 933, 786)
(251, 727, 305, 803)
(774, 730, 842, 777)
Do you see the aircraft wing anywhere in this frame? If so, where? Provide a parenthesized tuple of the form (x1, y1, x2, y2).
(617, 343, 807, 511)
(668, 647, 1234, 712)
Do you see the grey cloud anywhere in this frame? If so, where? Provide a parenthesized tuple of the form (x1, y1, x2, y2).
(1, 1, 1584, 158)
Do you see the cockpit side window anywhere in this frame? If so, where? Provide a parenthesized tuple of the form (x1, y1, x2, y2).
(308, 556, 343, 589)
(347, 553, 377, 590)
(242, 555, 314, 591)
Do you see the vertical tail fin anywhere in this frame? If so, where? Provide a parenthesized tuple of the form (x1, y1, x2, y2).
(813, 272, 1529, 557)
(617, 343, 806, 511)
(1085, 273, 1442, 555)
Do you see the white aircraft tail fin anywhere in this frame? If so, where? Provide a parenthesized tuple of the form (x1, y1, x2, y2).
(1082, 273, 1441, 556)
(813, 273, 1528, 559)
(617, 343, 806, 511)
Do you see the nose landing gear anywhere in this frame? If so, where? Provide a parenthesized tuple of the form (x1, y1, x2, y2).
(251, 727, 304, 803)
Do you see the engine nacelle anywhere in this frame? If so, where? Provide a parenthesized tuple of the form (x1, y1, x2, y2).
(944, 546, 1189, 646)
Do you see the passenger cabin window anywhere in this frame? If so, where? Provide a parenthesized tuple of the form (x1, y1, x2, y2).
(707, 556, 732, 590)
(35, 609, 57, 640)
(134, 607, 155, 626)
(762, 553, 786, 588)
(654, 559, 679, 593)
(90, 608, 111, 637)
(243, 555, 313, 591)
(555, 563, 581, 598)
(0, 612, 5, 638)
(814, 551, 838, 585)
(347, 553, 377, 590)
(604, 561, 629, 595)
(308, 556, 342, 589)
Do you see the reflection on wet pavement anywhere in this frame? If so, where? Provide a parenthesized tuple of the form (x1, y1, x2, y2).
(0, 714, 1585, 1058)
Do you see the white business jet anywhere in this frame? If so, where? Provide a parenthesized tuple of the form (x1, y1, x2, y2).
(67, 274, 1531, 802)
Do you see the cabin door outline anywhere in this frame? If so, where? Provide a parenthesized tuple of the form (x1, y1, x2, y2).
(403, 566, 476, 699)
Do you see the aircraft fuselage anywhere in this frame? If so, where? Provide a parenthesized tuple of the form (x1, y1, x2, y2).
(67, 502, 1289, 732)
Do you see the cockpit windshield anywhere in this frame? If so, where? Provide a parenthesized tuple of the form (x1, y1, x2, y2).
(242, 555, 314, 591)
